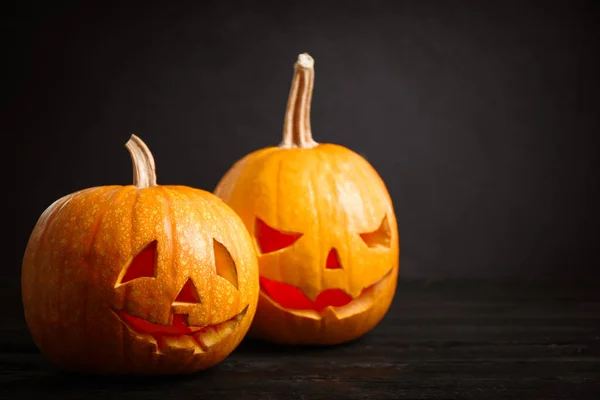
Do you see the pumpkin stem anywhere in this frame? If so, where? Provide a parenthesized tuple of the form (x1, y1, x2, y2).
(125, 134, 158, 188)
(280, 53, 319, 149)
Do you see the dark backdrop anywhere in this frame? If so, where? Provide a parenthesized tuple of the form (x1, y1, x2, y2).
(8, 0, 600, 296)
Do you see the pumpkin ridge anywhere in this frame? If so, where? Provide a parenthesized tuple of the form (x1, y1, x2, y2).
(158, 186, 177, 308)
(26, 194, 74, 319)
(76, 187, 124, 348)
(35, 189, 93, 336)
(311, 148, 326, 292)
(124, 185, 142, 316)
(83, 187, 124, 260)
(56, 192, 86, 351)
(275, 156, 283, 261)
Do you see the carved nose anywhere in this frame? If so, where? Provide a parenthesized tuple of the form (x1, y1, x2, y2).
(325, 248, 342, 269)
(173, 278, 201, 304)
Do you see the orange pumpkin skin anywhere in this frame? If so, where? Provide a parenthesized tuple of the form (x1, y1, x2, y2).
(214, 54, 399, 345)
(22, 136, 259, 374)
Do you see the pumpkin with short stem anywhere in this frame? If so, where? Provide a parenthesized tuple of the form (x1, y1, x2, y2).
(22, 135, 259, 374)
(214, 53, 399, 345)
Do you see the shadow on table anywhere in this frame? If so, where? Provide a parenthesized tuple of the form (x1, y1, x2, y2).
(2, 335, 369, 392)
(235, 335, 367, 355)
(3, 362, 220, 392)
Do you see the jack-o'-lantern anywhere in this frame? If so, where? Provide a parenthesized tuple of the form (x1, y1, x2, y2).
(214, 53, 399, 345)
(21, 135, 259, 374)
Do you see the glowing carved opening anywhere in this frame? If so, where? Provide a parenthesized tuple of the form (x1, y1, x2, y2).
(120, 312, 195, 336)
(115, 306, 249, 352)
(117, 240, 157, 286)
(174, 278, 201, 304)
(325, 248, 342, 269)
(255, 217, 302, 254)
(214, 239, 239, 289)
(259, 277, 353, 312)
(359, 215, 392, 248)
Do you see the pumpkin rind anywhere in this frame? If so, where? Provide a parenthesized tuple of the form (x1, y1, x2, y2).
(214, 54, 399, 345)
(22, 135, 259, 374)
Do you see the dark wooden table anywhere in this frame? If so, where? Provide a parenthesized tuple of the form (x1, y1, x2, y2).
(1, 280, 599, 399)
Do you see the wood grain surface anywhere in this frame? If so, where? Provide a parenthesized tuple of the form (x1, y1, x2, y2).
(1, 280, 599, 399)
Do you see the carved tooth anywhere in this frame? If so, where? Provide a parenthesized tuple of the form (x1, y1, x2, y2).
(192, 332, 209, 352)
(198, 327, 222, 348)
(193, 308, 247, 349)
(155, 336, 167, 354)
(219, 320, 236, 336)
(159, 336, 199, 356)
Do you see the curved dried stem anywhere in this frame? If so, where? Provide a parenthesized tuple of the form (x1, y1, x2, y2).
(279, 53, 319, 149)
(125, 134, 157, 188)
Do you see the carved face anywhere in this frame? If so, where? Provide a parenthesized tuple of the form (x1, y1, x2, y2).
(214, 143, 399, 345)
(22, 185, 259, 374)
(113, 236, 247, 356)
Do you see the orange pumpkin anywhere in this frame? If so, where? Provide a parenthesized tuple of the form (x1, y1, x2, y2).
(214, 53, 399, 345)
(21, 135, 259, 374)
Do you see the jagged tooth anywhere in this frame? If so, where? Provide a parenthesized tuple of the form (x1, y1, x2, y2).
(192, 332, 209, 352)
(155, 336, 167, 354)
(219, 320, 236, 336)
(164, 335, 196, 350)
(199, 319, 238, 347)
(198, 327, 221, 348)
(189, 307, 248, 351)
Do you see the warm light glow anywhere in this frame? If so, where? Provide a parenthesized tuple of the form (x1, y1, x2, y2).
(255, 218, 302, 253)
(259, 277, 354, 312)
(119, 240, 158, 284)
(325, 248, 342, 269)
(119, 312, 197, 337)
(214, 239, 239, 288)
(174, 278, 201, 303)
(359, 215, 391, 248)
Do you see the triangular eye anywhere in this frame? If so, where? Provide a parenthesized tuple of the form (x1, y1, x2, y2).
(116, 240, 157, 286)
(214, 239, 238, 289)
(255, 217, 302, 254)
(359, 215, 392, 248)
(174, 278, 201, 304)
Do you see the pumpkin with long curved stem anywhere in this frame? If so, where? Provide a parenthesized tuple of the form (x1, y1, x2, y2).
(22, 135, 259, 374)
(214, 53, 399, 345)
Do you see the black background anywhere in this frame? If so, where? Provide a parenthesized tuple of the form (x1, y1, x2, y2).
(8, 0, 600, 292)
(4, 2, 600, 397)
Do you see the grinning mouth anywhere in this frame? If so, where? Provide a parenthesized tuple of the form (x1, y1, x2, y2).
(113, 305, 248, 352)
(259, 270, 393, 313)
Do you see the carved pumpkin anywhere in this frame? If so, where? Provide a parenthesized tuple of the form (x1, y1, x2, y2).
(21, 135, 259, 374)
(214, 54, 399, 345)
